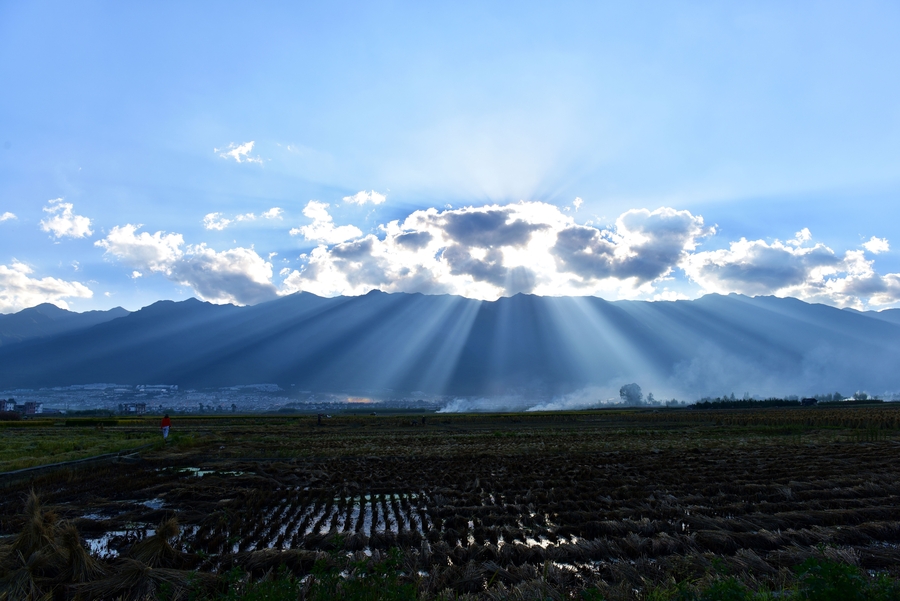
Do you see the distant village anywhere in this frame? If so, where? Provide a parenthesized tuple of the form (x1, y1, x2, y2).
(2, 382, 896, 418)
(0, 383, 447, 416)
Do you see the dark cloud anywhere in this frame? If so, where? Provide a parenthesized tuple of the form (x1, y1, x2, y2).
(553, 209, 708, 284)
(442, 245, 537, 294)
(172, 254, 278, 306)
(710, 246, 836, 291)
(328, 237, 389, 287)
(394, 231, 432, 250)
(442, 209, 548, 248)
(552, 226, 618, 279)
(684, 241, 840, 296)
(331, 237, 376, 260)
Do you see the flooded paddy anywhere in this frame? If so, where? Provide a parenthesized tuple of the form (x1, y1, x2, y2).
(2, 409, 900, 598)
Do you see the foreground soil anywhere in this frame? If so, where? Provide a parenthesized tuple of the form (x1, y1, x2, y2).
(2, 408, 900, 599)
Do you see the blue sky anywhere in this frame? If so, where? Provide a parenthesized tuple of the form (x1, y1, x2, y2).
(1, 1, 899, 313)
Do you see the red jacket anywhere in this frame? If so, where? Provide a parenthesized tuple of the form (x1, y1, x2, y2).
(161, 417, 171, 428)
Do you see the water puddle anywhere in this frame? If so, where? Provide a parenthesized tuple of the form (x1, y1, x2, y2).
(84, 525, 155, 559)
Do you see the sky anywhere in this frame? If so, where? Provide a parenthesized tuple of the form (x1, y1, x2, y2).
(1, 1, 900, 314)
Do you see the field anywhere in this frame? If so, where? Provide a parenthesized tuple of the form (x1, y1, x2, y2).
(2, 407, 900, 599)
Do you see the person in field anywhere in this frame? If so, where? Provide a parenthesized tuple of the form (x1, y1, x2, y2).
(161, 414, 171, 441)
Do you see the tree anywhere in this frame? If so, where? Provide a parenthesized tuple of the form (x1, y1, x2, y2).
(619, 383, 643, 405)
(646, 392, 655, 405)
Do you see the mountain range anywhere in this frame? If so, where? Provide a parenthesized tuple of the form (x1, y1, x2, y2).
(1, 292, 899, 399)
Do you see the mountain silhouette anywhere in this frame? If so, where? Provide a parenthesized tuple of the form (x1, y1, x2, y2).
(0, 303, 129, 347)
(0, 292, 898, 398)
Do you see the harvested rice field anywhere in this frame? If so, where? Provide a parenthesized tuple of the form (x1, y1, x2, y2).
(2, 407, 900, 599)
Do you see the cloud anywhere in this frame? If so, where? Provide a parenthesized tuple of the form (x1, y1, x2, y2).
(442, 209, 549, 247)
(170, 245, 277, 305)
(39, 198, 93, 239)
(788, 228, 812, 246)
(282, 201, 710, 300)
(95, 224, 184, 272)
(683, 234, 900, 308)
(96, 225, 276, 305)
(214, 141, 263, 164)
(573, 197, 583, 211)
(202, 208, 283, 230)
(0, 260, 92, 313)
(0, 212, 16, 222)
(683, 237, 839, 295)
(862, 236, 890, 254)
(202, 213, 232, 231)
(131, 271, 142, 279)
(342, 190, 386, 205)
(290, 201, 363, 244)
(552, 207, 712, 284)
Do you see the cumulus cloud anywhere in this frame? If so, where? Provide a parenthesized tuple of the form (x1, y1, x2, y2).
(0, 212, 16, 222)
(282, 201, 711, 300)
(862, 236, 890, 254)
(343, 190, 386, 205)
(290, 201, 363, 244)
(96, 225, 276, 305)
(170, 245, 277, 305)
(203, 213, 231, 231)
(203, 207, 284, 230)
(573, 197, 583, 211)
(95, 225, 184, 273)
(214, 141, 263, 164)
(0, 261, 92, 313)
(39, 199, 93, 239)
(683, 233, 900, 308)
(552, 207, 712, 285)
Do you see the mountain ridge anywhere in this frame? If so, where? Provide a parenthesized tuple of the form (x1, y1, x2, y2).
(0, 303, 130, 347)
(0, 292, 898, 398)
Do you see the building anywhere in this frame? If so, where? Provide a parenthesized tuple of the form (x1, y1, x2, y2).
(22, 401, 43, 415)
(1, 399, 15, 412)
(118, 403, 147, 415)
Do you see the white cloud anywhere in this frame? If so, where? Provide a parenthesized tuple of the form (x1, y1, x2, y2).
(290, 201, 363, 244)
(93, 203, 900, 309)
(96, 225, 276, 305)
(0, 212, 16, 222)
(342, 190, 387, 205)
(202, 207, 283, 230)
(862, 236, 890, 254)
(203, 213, 232, 231)
(788, 228, 812, 246)
(682, 233, 900, 308)
(39, 198, 93, 239)
(573, 197, 583, 211)
(214, 141, 263, 164)
(0, 260, 92, 313)
(683, 237, 841, 297)
(131, 271, 143, 279)
(95, 224, 184, 272)
(171, 245, 277, 305)
(281, 201, 711, 301)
